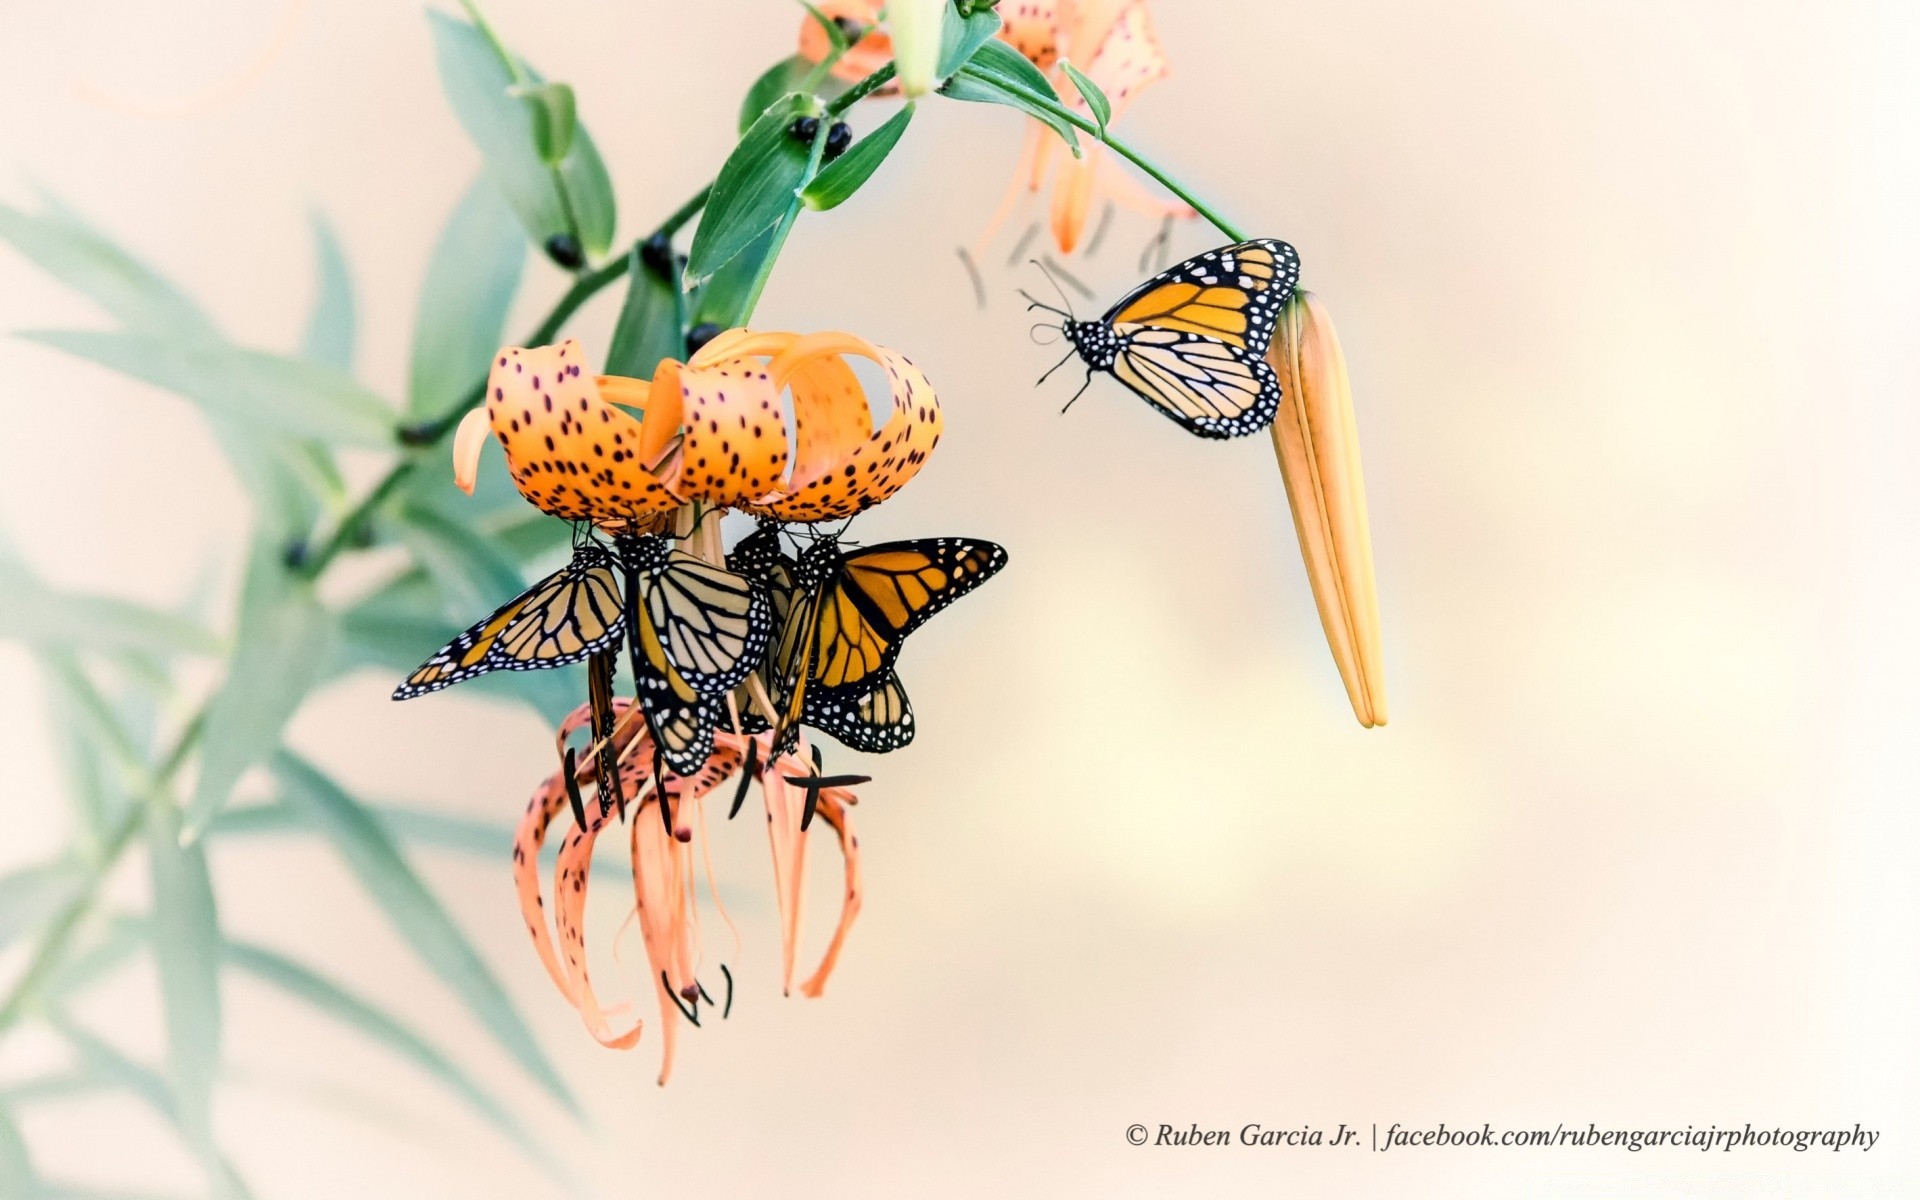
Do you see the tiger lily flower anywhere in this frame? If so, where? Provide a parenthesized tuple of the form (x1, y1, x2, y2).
(515, 700, 862, 1084)
(796, 0, 894, 85)
(1268, 291, 1387, 727)
(976, 0, 1194, 257)
(452, 331, 943, 525)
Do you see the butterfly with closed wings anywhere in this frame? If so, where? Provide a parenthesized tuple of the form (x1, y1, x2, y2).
(1030, 238, 1301, 440)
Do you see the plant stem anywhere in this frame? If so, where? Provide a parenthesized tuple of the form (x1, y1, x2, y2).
(829, 63, 896, 115)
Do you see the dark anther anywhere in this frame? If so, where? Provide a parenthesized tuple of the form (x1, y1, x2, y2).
(639, 231, 674, 278)
(832, 14, 864, 42)
(719, 964, 735, 1019)
(686, 322, 723, 357)
(563, 748, 589, 831)
(784, 772, 870, 832)
(664, 972, 702, 1025)
(786, 115, 821, 146)
(281, 539, 310, 570)
(729, 741, 759, 819)
(824, 121, 853, 162)
(544, 232, 585, 270)
(696, 982, 714, 1005)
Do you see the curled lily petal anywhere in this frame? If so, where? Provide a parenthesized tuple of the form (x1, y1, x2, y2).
(632, 791, 694, 1085)
(796, 787, 862, 999)
(1268, 291, 1387, 728)
(758, 743, 811, 996)
(451, 405, 491, 496)
(556, 796, 643, 1049)
(651, 357, 791, 507)
(485, 340, 680, 523)
(1001, 0, 1062, 69)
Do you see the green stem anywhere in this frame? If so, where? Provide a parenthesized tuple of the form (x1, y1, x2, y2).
(828, 62, 896, 115)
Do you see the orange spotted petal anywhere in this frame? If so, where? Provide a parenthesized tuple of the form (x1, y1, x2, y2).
(1077, 0, 1169, 122)
(796, 787, 863, 999)
(486, 341, 679, 523)
(758, 747, 812, 996)
(554, 799, 643, 1049)
(998, 0, 1063, 70)
(651, 357, 790, 507)
(513, 771, 574, 1002)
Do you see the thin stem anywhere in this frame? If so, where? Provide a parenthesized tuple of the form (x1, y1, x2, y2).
(828, 62, 896, 115)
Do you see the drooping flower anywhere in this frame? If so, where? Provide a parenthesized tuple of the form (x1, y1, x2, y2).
(514, 700, 862, 1084)
(1267, 291, 1387, 727)
(452, 331, 943, 526)
(889, 0, 947, 97)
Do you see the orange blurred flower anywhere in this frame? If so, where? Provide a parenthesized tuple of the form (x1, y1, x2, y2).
(452, 331, 943, 526)
(516, 701, 862, 1084)
(796, 0, 893, 85)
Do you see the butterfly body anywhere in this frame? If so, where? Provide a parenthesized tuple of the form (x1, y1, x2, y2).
(1053, 238, 1301, 441)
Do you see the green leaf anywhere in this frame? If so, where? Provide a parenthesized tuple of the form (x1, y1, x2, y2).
(941, 38, 1082, 155)
(1060, 59, 1111, 131)
(0, 861, 87, 952)
(689, 225, 777, 330)
(429, 12, 617, 257)
(20, 330, 396, 448)
(212, 802, 519, 860)
(144, 802, 222, 1149)
(183, 549, 334, 840)
(802, 103, 916, 210)
(222, 938, 560, 1177)
(272, 754, 575, 1112)
(0, 565, 221, 659)
(47, 914, 148, 999)
(509, 81, 576, 166)
(0, 197, 213, 339)
(604, 246, 681, 381)
(937, 4, 1003, 78)
(299, 213, 355, 370)
(738, 56, 849, 135)
(37, 654, 145, 847)
(686, 94, 818, 286)
(0, 1104, 40, 1197)
(408, 176, 526, 418)
(391, 504, 526, 625)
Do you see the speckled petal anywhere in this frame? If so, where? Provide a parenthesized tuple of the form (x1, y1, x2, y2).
(998, 0, 1062, 69)
(1078, 1, 1168, 122)
(654, 358, 790, 507)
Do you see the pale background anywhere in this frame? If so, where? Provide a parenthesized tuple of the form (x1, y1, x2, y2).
(3, 0, 1918, 1196)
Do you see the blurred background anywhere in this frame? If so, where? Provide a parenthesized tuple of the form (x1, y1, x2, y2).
(2, 0, 1917, 1196)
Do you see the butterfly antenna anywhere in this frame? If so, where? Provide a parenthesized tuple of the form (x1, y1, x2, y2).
(1059, 368, 1094, 414)
(1029, 259, 1078, 320)
(956, 247, 987, 309)
(1035, 346, 1077, 388)
(1017, 288, 1069, 320)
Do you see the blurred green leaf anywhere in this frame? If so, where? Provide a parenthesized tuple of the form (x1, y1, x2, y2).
(144, 802, 221, 1149)
(739, 56, 849, 134)
(800, 2, 850, 51)
(0, 1104, 39, 1196)
(183, 550, 334, 840)
(603, 247, 681, 381)
(212, 802, 518, 860)
(686, 94, 818, 287)
(391, 505, 525, 625)
(937, 4, 1003, 78)
(47, 915, 147, 999)
(1060, 60, 1110, 131)
(222, 938, 554, 1173)
(429, 12, 616, 257)
(0, 862, 88, 953)
(803, 103, 916, 211)
(299, 213, 355, 371)
(509, 81, 577, 166)
(941, 39, 1082, 155)
(408, 175, 525, 419)
(690, 225, 778, 330)
(21, 330, 396, 448)
(38, 655, 145, 846)
(0, 197, 214, 339)
(272, 754, 575, 1112)
(0, 565, 221, 659)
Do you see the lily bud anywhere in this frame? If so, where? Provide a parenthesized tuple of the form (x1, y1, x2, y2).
(890, 0, 944, 97)
(1268, 291, 1387, 728)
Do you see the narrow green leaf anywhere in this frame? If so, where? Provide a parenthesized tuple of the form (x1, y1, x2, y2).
(183, 550, 334, 840)
(47, 915, 148, 999)
(686, 94, 818, 286)
(603, 246, 681, 381)
(223, 938, 556, 1174)
(429, 12, 617, 257)
(299, 213, 355, 370)
(801, 2, 850, 51)
(0, 566, 220, 659)
(936, 4, 1003, 78)
(941, 39, 1082, 155)
(20, 330, 396, 448)
(738, 56, 849, 135)
(0, 1104, 40, 1197)
(0, 861, 88, 952)
(392, 505, 526, 626)
(213, 802, 519, 860)
(509, 81, 576, 166)
(38, 654, 145, 847)
(145, 802, 222, 1148)
(407, 176, 525, 418)
(802, 103, 916, 210)
(273, 754, 575, 1112)
(1060, 59, 1111, 131)
(0, 198, 214, 339)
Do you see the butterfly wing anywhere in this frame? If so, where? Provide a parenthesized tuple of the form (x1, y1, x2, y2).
(723, 526, 793, 736)
(806, 538, 1009, 698)
(804, 670, 915, 754)
(1093, 238, 1299, 440)
(392, 543, 623, 699)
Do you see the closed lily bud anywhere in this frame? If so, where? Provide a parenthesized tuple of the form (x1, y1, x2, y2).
(890, 0, 944, 97)
(1268, 291, 1388, 728)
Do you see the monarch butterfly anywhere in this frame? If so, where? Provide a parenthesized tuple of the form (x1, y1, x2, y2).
(613, 533, 771, 778)
(768, 533, 1007, 755)
(723, 525, 919, 755)
(392, 540, 624, 700)
(1032, 238, 1301, 440)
